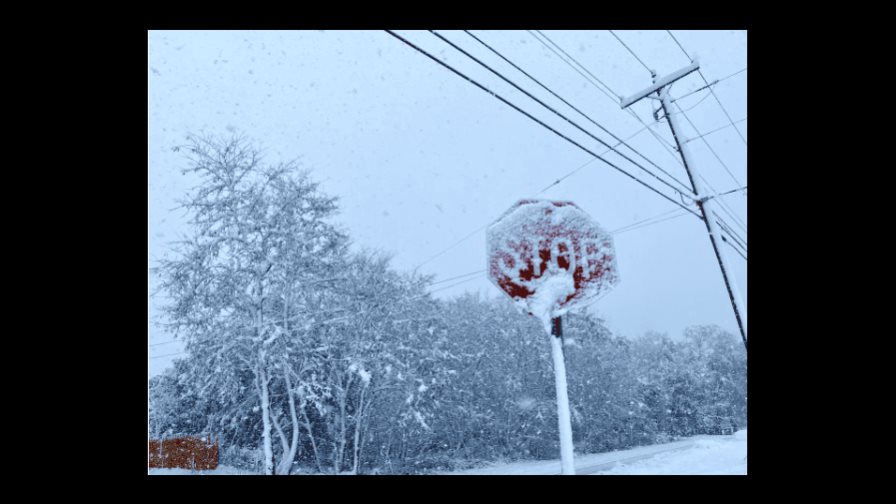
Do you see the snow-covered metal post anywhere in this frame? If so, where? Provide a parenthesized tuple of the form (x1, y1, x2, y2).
(550, 316, 575, 474)
(487, 199, 620, 476)
(620, 63, 747, 349)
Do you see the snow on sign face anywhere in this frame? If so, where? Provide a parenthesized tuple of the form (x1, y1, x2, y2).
(487, 199, 619, 326)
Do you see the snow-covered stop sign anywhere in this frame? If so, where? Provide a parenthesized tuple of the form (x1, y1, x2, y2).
(487, 199, 619, 329)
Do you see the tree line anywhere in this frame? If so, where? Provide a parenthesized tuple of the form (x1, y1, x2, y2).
(149, 133, 747, 474)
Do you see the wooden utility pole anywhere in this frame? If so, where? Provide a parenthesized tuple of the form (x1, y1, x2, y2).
(621, 62, 747, 349)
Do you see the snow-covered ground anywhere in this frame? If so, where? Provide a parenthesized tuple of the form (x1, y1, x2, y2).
(596, 430, 746, 475)
(148, 465, 257, 475)
(444, 429, 746, 475)
(148, 430, 745, 475)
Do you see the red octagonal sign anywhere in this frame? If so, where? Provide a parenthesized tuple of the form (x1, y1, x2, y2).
(487, 199, 619, 322)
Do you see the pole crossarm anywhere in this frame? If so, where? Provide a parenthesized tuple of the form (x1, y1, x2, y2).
(620, 62, 700, 109)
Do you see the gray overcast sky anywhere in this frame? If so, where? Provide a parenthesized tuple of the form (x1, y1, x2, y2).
(149, 30, 747, 377)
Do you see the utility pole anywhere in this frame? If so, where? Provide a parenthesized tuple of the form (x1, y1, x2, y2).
(621, 62, 748, 349)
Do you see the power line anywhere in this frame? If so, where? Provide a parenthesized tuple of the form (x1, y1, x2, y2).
(672, 80, 719, 102)
(651, 70, 748, 347)
(533, 28, 681, 173)
(537, 117, 660, 195)
(705, 185, 747, 201)
(154, 33, 745, 366)
(720, 234, 747, 261)
(666, 29, 690, 58)
(712, 211, 747, 246)
(150, 339, 180, 347)
(430, 269, 486, 286)
(607, 35, 747, 344)
(417, 122, 675, 273)
(710, 201, 747, 249)
(384, 30, 700, 222)
(673, 67, 746, 102)
(413, 114, 701, 273)
(626, 102, 686, 173)
(706, 77, 747, 145)
(604, 30, 745, 193)
(716, 220, 747, 253)
(714, 202, 748, 238)
(530, 30, 691, 187)
(641, 115, 686, 167)
(430, 206, 701, 294)
(537, 157, 599, 195)
(609, 208, 684, 234)
(613, 209, 691, 236)
(151, 352, 183, 360)
(465, 30, 694, 197)
(667, 30, 747, 146)
(418, 210, 689, 297)
(150, 204, 700, 365)
(420, 208, 687, 320)
(716, 67, 747, 84)
(712, 209, 746, 238)
(533, 28, 685, 175)
(675, 101, 744, 187)
(627, 98, 687, 171)
(717, 198, 747, 234)
(529, 30, 620, 100)
(673, 91, 713, 115)
(609, 30, 653, 75)
(385, 29, 735, 321)
(417, 157, 611, 273)
(425, 207, 696, 297)
(430, 30, 696, 202)
(414, 223, 490, 270)
(531, 30, 680, 157)
(686, 118, 747, 143)
(700, 173, 747, 233)
(413, 112, 694, 273)
(716, 216, 747, 248)
(428, 274, 486, 294)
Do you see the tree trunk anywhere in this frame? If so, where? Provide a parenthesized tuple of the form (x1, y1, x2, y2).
(334, 373, 350, 473)
(270, 411, 290, 474)
(301, 408, 325, 473)
(258, 361, 275, 475)
(277, 365, 301, 475)
(351, 381, 368, 474)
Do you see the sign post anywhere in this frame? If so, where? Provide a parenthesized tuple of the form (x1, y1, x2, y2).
(487, 199, 619, 475)
(549, 315, 574, 475)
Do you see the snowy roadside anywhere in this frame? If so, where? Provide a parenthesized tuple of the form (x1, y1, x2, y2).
(596, 429, 746, 475)
(442, 429, 746, 475)
(148, 465, 258, 475)
(147, 430, 745, 475)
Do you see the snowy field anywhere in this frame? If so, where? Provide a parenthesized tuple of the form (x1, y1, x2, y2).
(148, 429, 745, 475)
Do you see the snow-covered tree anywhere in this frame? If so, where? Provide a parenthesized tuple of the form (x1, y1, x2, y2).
(681, 325, 747, 435)
(156, 132, 348, 474)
